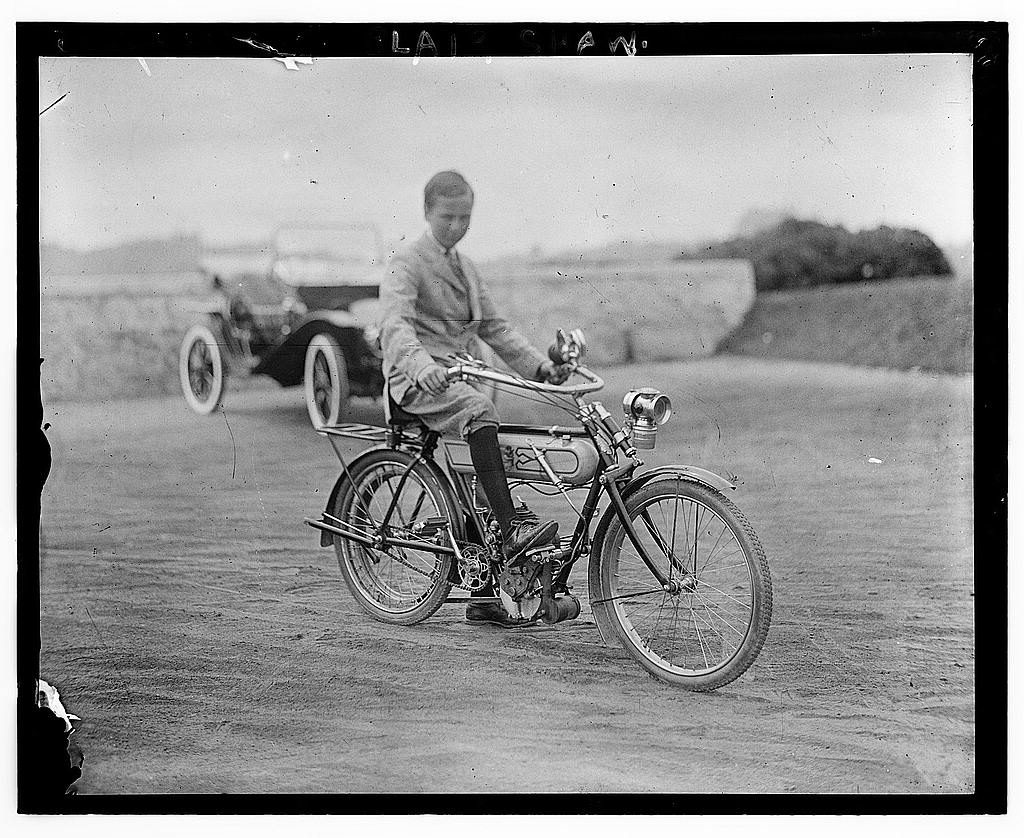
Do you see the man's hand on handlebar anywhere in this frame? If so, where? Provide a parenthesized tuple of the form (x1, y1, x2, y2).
(538, 360, 574, 386)
(416, 363, 451, 396)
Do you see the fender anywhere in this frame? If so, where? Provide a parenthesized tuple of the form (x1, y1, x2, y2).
(587, 464, 736, 646)
(317, 447, 461, 547)
(625, 464, 735, 495)
(309, 310, 365, 329)
(591, 464, 736, 556)
(199, 314, 244, 367)
(254, 315, 368, 385)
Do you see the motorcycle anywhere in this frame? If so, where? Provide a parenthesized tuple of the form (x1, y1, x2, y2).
(306, 330, 772, 690)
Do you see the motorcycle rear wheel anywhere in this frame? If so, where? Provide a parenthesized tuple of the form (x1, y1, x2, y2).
(595, 477, 772, 691)
(333, 449, 458, 625)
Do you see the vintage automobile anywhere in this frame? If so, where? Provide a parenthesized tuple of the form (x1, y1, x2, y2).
(178, 225, 387, 427)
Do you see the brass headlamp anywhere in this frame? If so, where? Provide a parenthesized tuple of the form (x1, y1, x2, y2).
(622, 388, 673, 450)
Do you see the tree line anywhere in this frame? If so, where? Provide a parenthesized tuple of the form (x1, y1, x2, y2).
(681, 217, 952, 292)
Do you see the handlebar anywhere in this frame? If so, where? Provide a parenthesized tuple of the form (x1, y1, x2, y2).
(444, 362, 604, 395)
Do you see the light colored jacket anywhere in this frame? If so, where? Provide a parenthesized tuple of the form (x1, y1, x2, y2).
(379, 232, 547, 401)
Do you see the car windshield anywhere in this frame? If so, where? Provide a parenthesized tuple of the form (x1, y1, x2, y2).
(198, 252, 285, 306)
(273, 227, 382, 287)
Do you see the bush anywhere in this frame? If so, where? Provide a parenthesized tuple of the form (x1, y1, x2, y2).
(685, 218, 952, 292)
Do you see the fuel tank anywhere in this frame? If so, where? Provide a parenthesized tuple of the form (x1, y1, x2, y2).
(444, 428, 599, 487)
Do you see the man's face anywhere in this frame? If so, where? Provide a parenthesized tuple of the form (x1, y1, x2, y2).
(425, 192, 473, 250)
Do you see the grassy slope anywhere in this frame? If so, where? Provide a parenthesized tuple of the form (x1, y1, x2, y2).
(716, 276, 974, 374)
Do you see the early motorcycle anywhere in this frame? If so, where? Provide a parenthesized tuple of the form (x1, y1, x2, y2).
(306, 330, 772, 690)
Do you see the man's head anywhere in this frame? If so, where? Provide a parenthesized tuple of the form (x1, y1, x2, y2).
(424, 171, 474, 250)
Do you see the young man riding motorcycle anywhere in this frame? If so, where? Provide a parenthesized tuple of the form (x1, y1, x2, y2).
(378, 170, 571, 627)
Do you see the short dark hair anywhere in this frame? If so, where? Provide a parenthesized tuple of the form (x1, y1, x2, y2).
(424, 171, 473, 210)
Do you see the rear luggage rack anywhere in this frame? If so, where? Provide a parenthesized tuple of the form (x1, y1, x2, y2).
(319, 421, 435, 455)
(318, 423, 388, 442)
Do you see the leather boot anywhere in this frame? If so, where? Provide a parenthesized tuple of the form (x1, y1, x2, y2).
(504, 506, 559, 564)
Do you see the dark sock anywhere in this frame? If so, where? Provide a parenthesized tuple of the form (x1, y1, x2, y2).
(467, 425, 515, 538)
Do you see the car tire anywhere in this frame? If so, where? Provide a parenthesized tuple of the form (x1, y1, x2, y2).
(304, 333, 349, 428)
(179, 322, 227, 415)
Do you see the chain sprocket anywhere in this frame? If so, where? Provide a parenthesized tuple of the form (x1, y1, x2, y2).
(454, 543, 491, 592)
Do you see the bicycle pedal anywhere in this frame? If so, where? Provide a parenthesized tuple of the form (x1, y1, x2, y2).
(412, 516, 449, 537)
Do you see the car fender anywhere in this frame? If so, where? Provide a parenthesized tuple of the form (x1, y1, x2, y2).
(253, 316, 370, 385)
(586, 464, 736, 646)
(305, 310, 365, 329)
(181, 312, 237, 361)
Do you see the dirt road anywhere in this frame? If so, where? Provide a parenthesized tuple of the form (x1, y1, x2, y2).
(37, 357, 974, 795)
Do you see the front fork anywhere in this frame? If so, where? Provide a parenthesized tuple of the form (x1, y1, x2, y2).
(583, 457, 685, 647)
(580, 403, 680, 590)
(601, 469, 676, 591)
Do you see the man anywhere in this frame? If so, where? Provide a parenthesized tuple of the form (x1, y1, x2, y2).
(379, 170, 570, 626)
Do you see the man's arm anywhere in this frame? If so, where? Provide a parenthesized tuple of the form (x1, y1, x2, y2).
(378, 257, 438, 384)
(475, 275, 548, 380)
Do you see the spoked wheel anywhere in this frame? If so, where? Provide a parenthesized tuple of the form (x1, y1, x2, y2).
(333, 450, 460, 625)
(304, 333, 349, 428)
(594, 477, 772, 691)
(179, 323, 226, 414)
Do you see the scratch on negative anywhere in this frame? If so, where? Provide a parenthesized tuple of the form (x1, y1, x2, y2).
(556, 270, 613, 307)
(234, 36, 290, 56)
(220, 407, 237, 479)
(84, 606, 103, 642)
(39, 91, 69, 117)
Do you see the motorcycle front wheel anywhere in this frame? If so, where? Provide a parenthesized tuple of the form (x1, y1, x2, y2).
(332, 449, 457, 625)
(594, 477, 772, 691)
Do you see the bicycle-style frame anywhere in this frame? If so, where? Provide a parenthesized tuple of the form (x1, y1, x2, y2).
(304, 354, 776, 691)
(304, 361, 735, 604)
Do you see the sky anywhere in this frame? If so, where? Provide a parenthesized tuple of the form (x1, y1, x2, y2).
(37, 53, 973, 259)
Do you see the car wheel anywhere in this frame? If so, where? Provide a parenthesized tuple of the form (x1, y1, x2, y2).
(304, 333, 349, 428)
(179, 323, 227, 414)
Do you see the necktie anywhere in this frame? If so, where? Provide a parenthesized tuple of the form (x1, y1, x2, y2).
(446, 248, 465, 281)
(445, 249, 472, 323)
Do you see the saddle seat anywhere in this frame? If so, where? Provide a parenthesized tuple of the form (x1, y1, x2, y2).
(383, 380, 427, 429)
(386, 396, 425, 428)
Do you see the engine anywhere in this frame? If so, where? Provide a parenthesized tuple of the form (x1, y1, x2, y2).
(496, 546, 581, 625)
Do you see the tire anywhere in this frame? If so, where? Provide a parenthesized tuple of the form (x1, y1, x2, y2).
(332, 449, 460, 625)
(594, 477, 772, 691)
(179, 323, 227, 414)
(304, 333, 349, 428)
